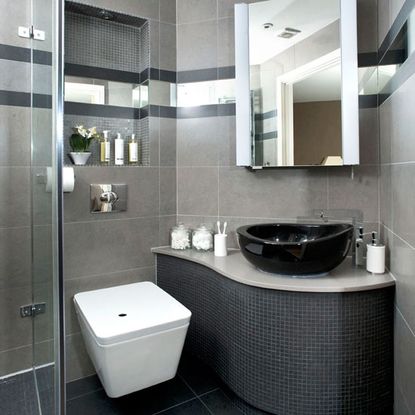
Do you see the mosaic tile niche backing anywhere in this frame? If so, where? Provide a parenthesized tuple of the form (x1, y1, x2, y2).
(64, 115, 149, 166)
(156, 254, 394, 415)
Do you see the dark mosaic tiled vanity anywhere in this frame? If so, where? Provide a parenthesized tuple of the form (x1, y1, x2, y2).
(153, 248, 395, 415)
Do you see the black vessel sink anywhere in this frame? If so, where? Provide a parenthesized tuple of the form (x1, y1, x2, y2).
(237, 223, 354, 276)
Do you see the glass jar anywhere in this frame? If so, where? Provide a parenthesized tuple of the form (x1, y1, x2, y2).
(192, 224, 213, 251)
(170, 223, 192, 250)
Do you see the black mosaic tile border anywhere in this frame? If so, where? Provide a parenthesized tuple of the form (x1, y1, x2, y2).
(0, 91, 52, 109)
(64, 102, 141, 119)
(0, 44, 52, 65)
(156, 254, 394, 415)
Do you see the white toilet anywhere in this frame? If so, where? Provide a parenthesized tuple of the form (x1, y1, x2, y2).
(73, 281, 191, 398)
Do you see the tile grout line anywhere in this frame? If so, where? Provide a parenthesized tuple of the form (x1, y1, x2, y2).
(151, 396, 200, 415)
(177, 373, 215, 415)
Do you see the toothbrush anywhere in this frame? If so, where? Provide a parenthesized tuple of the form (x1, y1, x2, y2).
(223, 222, 227, 235)
(217, 221, 221, 235)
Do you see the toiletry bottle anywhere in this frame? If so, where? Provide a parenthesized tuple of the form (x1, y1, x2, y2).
(366, 231, 386, 274)
(129, 134, 138, 164)
(355, 226, 365, 267)
(114, 133, 124, 166)
(101, 130, 111, 164)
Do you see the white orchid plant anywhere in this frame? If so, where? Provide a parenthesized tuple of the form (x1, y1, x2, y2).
(70, 125, 101, 152)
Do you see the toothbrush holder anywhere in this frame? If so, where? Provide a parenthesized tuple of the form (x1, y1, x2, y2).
(214, 234, 228, 257)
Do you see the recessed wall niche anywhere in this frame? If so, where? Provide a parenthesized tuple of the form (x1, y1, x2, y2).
(63, 1, 150, 166)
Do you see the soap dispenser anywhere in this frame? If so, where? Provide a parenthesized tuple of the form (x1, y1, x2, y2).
(101, 130, 111, 164)
(366, 231, 386, 274)
(354, 226, 365, 267)
(128, 134, 138, 164)
(115, 133, 124, 166)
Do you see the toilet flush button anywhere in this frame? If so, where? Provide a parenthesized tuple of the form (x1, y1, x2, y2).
(118, 313, 127, 317)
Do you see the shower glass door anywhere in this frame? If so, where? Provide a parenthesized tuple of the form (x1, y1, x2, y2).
(31, 0, 64, 413)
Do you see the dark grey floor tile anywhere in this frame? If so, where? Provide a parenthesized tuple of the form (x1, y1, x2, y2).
(39, 391, 54, 415)
(67, 376, 196, 415)
(35, 365, 54, 392)
(200, 390, 242, 415)
(66, 389, 119, 415)
(0, 371, 39, 415)
(156, 398, 210, 415)
(178, 354, 221, 396)
(113, 376, 195, 414)
(66, 374, 103, 400)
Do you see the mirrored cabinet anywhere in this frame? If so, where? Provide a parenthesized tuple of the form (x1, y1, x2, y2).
(235, 0, 359, 168)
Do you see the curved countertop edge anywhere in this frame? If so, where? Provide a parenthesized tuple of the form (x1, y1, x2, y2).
(152, 247, 395, 293)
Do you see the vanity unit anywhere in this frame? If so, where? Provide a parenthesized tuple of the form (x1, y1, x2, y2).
(153, 247, 395, 415)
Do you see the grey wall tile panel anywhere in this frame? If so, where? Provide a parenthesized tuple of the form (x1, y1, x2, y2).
(177, 167, 219, 216)
(219, 167, 327, 219)
(64, 217, 159, 280)
(359, 108, 379, 165)
(177, 0, 217, 24)
(63, 167, 159, 222)
(391, 163, 415, 247)
(382, 226, 415, 331)
(177, 20, 218, 71)
(0, 2, 31, 49)
(157, 255, 394, 415)
(160, 118, 177, 166)
(217, 18, 235, 68)
(394, 381, 413, 415)
(159, 215, 177, 246)
(0, 106, 31, 167)
(159, 23, 176, 71)
(0, 227, 31, 290)
(66, 332, 95, 382)
(0, 285, 32, 352)
(328, 166, 379, 223)
(149, 19, 160, 70)
(0, 167, 30, 228)
(160, 0, 176, 24)
(177, 117, 220, 166)
(394, 308, 415, 414)
(160, 168, 177, 215)
(0, 346, 33, 378)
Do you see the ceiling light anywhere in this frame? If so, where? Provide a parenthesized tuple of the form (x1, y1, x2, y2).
(277, 27, 301, 39)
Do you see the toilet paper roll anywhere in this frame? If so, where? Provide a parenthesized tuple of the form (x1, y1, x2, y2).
(46, 166, 75, 193)
(366, 244, 385, 274)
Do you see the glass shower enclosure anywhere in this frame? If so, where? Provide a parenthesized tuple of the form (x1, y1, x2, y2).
(0, 0, 64, 413)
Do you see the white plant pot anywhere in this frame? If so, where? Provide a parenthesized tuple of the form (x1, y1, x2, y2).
(69, 152, 91, 166)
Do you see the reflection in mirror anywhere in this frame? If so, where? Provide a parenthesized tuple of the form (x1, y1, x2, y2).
(176, 79, 235, 107)
(248, 0, 342, 167)
(64, 76, 148, 108)
(235, 0, 359, 168)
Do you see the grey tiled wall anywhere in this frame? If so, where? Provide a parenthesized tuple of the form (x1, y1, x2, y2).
(175, 0, 380, 249)
(378, 1, 415, 413)
(63, 0, 177, 382)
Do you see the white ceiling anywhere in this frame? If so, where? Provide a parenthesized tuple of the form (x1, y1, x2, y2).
(293, 64, 342, 102)
(249, 0, 340, 65)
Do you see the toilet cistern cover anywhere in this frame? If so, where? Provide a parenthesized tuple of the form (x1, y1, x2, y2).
(74, 281, 191, 346)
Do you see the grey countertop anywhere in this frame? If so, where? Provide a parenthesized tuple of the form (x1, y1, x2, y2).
(152, 247, 395, 293)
